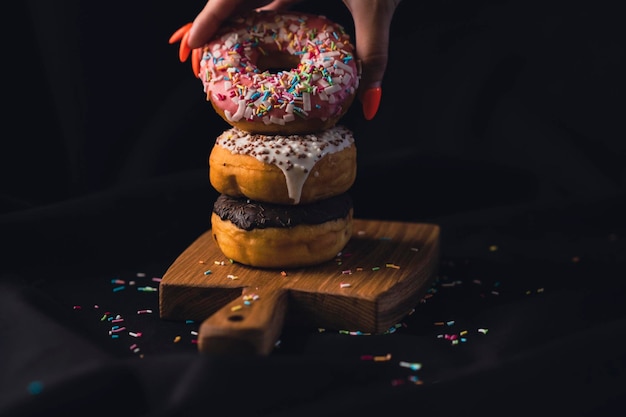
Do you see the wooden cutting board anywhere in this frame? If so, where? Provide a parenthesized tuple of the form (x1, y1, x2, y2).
(159, 219, 440, 355)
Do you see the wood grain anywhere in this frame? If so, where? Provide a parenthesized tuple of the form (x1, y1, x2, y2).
(159, 219, 440, 355)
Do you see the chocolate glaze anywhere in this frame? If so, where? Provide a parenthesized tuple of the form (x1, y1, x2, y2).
(213, 193, 353, 231)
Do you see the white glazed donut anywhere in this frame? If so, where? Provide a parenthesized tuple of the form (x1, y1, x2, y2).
(208, 125, 357, 205)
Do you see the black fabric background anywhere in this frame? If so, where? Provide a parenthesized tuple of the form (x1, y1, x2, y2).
(2, 1, 625, 416)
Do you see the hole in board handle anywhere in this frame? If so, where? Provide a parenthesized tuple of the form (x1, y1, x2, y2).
(228, 314, 245, 322)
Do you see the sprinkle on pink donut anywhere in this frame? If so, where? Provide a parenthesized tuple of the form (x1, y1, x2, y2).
(199, 11, 359, 127)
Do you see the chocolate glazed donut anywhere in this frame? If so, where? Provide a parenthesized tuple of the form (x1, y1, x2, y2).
(211, 193, 354, 268)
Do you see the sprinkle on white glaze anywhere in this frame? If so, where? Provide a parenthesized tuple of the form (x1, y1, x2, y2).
(215, 126, 355, 203)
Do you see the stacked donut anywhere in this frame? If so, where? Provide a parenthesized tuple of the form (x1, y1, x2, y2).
(200, 10, 360, 268)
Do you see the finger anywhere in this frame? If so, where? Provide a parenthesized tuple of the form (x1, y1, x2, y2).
(255, 0, 304, 12)
(187, 0, 245, 49)
(179, 30, 191, 62)
(343, 0, 399, 91)
(192, 48, 202, 78)
(169, 22, 193, 44)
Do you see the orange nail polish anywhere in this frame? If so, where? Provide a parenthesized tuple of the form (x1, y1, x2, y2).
(179, 31, 191, 62)
(192, 48, 201, 78)
(169, 22, 193, 44)
(362, 87, 382, 120)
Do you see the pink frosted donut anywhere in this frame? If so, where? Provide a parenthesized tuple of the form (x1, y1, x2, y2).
(199, 10, 360, 135)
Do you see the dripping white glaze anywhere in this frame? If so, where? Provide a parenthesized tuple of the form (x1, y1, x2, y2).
(215, 126, 354, 204)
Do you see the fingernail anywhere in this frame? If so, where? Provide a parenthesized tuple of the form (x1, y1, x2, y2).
(179, 31, 191, 62)
(192, 48, 201, 78)
(361, 87, 382, 120)
(169, 22, 193, 44)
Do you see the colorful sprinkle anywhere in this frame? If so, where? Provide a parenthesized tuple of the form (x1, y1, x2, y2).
(200, 12, 357, 127)
(27, 381, 44, 395)
(109, 326, 126, 334)
(399, 361, 422, 371)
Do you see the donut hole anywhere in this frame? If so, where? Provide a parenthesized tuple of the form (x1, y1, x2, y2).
(256, 53, 302, 74)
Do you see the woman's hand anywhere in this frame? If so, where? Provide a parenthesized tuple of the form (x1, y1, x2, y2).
(171, 0, 401, 120)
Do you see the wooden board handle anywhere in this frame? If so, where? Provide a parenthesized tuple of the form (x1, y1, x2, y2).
(197, 286, 288, 355)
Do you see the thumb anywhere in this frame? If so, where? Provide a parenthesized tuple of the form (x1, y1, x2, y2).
(187, 0, 243, 48)
(344, 0, 399, 92)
